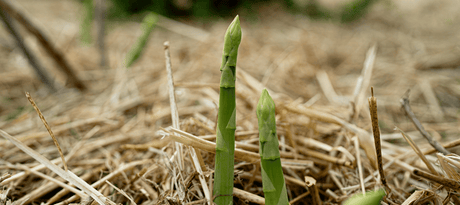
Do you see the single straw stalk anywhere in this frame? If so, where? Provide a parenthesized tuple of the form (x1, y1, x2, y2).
(396, 127, 438, 175)
(352, 136, 366, 195)
(213, 16, 241, 205)
(368, 87, 389, 192)
(257, 89, 289, 205)
(26, 92, 67, 171)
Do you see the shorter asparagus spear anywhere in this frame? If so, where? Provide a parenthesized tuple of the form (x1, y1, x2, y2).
(257, 89, 289, 205)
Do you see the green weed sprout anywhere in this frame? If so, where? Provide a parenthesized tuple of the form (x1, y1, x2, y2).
(343, 189, 385, 205)
(80, 0, 93, 44)
(214, 15, 241, 205)
(257, 89, 289, 205)
(125, 12, 158, 68)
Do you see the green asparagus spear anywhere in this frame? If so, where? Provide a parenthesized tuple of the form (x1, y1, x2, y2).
(125, 12, 158, 68)
(214, 15, 241, 205)
(257, 89, 289, 205)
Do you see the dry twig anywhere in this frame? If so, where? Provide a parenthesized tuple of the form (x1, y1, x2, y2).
(400, 93, 449, 155)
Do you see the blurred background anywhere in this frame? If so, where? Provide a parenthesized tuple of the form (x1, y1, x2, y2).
(106, 0, 375, 22)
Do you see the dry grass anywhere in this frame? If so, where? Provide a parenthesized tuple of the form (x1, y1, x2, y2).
(1, 0, 460, 204)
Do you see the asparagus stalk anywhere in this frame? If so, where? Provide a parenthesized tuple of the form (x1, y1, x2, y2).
(214, 16, 241, 205)
(257, 89, 289, 205)
(125, 12, 158, 68)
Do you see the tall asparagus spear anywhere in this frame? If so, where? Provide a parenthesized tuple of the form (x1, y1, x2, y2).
(257, 89, 289, 205)
(214, 15, 241, 205)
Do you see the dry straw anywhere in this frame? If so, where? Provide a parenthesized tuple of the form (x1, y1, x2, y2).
(0, 130, 116, 205)
(26, 92, 67, 171)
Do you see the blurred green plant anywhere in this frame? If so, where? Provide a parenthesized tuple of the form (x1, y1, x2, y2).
(284, 0, 332, 20)
(106, 0, 241, 19)
(340, 0, 376, 23)
(91, 0, 375, 22)
(343, 189, 385, 205)
(285, 0, 376, 23)
(5, 106, 25, 121)
(125, 12, 158, 68)
(81, 0, 93, 44)
(108, 0, 167, 18)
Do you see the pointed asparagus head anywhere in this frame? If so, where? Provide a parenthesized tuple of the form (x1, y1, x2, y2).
(257, 89, 280, 160)
(220, 15, 242, 70)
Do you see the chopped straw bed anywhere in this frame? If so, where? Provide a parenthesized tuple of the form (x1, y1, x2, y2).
(1, 0, 460, 204)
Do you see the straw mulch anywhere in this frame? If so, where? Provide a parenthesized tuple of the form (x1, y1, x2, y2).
(1, 0, 460, 204)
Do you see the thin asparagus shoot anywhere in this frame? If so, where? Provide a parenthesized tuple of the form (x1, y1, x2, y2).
(125, 12, 158, 68)
(214, 15, 241, 205)
(257, 89, 289, 205)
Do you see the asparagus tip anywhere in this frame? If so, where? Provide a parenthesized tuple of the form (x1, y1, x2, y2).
(257, 89, 274, 113)
(228, 15, 241, 42)
(220, 15, 242, 71)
